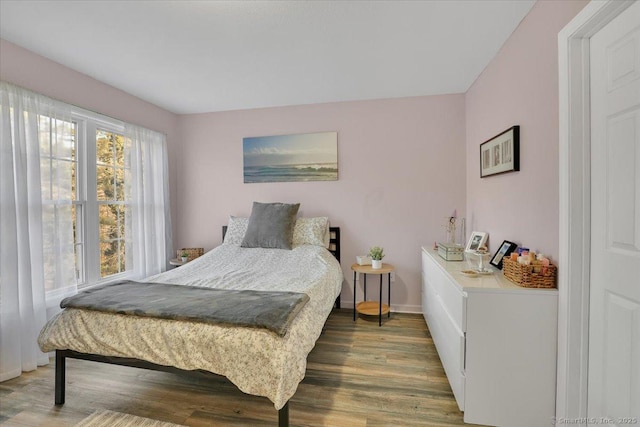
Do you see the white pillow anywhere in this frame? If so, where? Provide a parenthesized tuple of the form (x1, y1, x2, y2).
(292, 217, 330, 248)
(223, 216, 249, 245)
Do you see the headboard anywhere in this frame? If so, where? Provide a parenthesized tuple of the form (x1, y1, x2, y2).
(222, 226, 341, 262)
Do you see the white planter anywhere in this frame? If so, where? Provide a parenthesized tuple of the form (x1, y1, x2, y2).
(372, 260, 382, 269)
(181, 257, 188, 262)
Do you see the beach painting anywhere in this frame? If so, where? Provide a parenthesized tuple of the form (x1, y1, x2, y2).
(243, 131, 338, 183)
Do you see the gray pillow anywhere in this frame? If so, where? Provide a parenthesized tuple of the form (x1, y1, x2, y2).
(241, 202, 300, 249)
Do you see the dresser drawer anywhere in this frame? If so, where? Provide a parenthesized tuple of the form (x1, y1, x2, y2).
(423, 280, 466, 410)
(422, 251, 467, 332)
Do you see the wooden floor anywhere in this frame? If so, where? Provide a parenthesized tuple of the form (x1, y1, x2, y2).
(0, 310, 475, 427)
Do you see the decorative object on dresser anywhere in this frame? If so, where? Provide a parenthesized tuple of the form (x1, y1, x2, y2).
(437, 242, 464, 261)
(421, 247, 558, 426)
(480, 125, 520, 178)
(489, 240, 518, 269)
(502, 257, 557, 288)
(243, 131, 338, 183)
(443, 210, 466, 246)
(464, 231, 488, 253)
(368, 246, 385, 269)
(471, 248, 492, 274)
(351, 263, 394, 327)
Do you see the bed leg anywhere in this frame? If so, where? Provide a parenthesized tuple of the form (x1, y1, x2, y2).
(55, 350, 66, 405)
(278, 401, 289, 427)
(335, 294, 341, 309)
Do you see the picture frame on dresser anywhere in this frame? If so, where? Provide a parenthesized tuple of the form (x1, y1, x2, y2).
(490, 240, 518, 269)
(465, 231, 488, 253)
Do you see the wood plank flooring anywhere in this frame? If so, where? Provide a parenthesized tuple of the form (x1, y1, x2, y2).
(0, 310, 474, 426)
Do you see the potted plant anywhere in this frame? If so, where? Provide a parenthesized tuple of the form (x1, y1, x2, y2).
(369, 246, 385, 269)
(180, 251, 188, 263)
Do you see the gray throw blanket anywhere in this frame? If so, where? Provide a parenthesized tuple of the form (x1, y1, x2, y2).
(60, 281, 310, 337)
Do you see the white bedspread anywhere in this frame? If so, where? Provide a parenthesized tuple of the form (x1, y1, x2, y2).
(38, 244, 343, 409)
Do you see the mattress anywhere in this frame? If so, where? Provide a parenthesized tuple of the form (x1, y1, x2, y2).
(38, 244, 343, 409)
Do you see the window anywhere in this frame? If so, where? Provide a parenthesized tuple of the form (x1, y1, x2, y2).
(2, 82, 170, 303)
(96, 130, 131, 278)
(39, 116, 83, 291)
(39, 112, 134, 289)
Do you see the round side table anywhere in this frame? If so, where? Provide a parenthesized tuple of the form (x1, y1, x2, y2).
(169, 258, 188, 267)
(351, 263, 394, 326)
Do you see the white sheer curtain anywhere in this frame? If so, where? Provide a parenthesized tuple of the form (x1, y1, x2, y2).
(0, 82, 74, 381)
(0, 83, 172, 382)
(125, 124, 172, 278)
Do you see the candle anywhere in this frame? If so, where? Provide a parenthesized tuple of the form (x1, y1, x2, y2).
(541, 258, 550, 274)
(510, 252, 518, 261)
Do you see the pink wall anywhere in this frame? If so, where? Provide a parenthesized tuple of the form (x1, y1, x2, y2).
(0, 38, 181, 243)
(465, 0, 587, 264)
(177, 96, 466, 311)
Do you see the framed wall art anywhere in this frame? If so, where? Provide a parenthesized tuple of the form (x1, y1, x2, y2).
(243, 131, 338, 183)
(480, 125, 519, 178)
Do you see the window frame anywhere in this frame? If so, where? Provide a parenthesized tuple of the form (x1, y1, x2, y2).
(72, 109, 133, 288)
(38, 115, 84, 291)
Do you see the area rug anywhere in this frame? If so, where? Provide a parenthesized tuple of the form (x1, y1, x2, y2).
(75, 409, 187, 427)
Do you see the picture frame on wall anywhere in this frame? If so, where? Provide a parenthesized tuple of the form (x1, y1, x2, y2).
(243, 131, 338, 183)
(489, 240, 518, 269)
(480, 125, 520, 178)
(465, 231, 488, 253)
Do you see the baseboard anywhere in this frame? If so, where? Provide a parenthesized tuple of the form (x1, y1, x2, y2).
(339, 302, 422, 314)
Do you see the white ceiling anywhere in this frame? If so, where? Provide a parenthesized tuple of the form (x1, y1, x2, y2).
(0, 0, 535, 114)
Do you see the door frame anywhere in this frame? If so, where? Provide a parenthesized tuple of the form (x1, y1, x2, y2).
(557, 0, 635, 420)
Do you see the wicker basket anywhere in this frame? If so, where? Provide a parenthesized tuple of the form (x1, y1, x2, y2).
(177, 247, 204, 261)
(502, 257, 557, 288)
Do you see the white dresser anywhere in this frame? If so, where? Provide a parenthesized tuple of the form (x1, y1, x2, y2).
(421, 247, 558, 427)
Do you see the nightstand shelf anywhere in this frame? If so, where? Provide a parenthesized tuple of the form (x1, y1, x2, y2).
(356, 301, 390, 316)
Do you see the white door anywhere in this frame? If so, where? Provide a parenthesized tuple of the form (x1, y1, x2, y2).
(589, 1, 640, 424)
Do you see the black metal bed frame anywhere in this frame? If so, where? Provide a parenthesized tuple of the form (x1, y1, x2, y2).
(54, 226, 341, 427)
(55, 349, 291, 426)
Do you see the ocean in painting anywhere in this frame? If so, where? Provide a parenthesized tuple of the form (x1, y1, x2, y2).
(244, 162, 338, 183)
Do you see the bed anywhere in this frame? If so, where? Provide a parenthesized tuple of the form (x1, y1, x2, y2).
(38, 222, 342, 427)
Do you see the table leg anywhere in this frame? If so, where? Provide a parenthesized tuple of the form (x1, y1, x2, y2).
(388, 272, 391, 318)
(379, 274, 383, 326)
(353, 271, 357, 321)
(364, 274, 367, 301)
